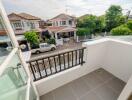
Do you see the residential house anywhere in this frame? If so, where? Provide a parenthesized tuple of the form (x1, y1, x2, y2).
(44, 14, 77, 46)
(8, 13, 41, 35)
(0, 13, 42, 51)
(39, 20, 51, 29)
(1, 2, 132, 100)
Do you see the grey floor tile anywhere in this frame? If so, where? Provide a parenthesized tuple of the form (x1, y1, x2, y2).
(106, 77, 126, 94)
(40, 92, 54, 100)
(53, 84, 77, 100)
(70, 77, 91, 98)
(80, 91, 101, 100)
(40, 68, 126, 100)
(94, 68, 115, 82)
(94, 84, 118, 100)
(82, 71, 104, 89)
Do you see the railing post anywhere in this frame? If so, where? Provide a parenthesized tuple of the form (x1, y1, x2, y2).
(29, 62, 36, 81)
(81, 48, 84, 65)
(36, 60, 42, 79)
(42, 59, 48, 77)
(27, 47, 86, 81)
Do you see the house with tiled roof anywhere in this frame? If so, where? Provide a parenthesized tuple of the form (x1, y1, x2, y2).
(0, 13, 42, 51)
(45, 13, 77, 45)
(8, 13, 41, 35)
(49, 13, 76, 27)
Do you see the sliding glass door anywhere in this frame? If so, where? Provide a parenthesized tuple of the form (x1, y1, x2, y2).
(0, 1, 39, 100)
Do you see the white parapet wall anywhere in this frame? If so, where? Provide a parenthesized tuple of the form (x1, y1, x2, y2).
(34, 38, 132, 98)
(34, 39, 108, 96)
(101, 39, 132, 82)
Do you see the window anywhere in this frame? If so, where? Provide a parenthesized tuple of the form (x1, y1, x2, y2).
(0, 2, 38, 100)
(0, 54, 28, 100)
(30, 22, 35, 29)
(69, 20, 72, 25)
(27, 22, 30, 26)
(13, 21, 22, 30)
(62, 21, 66, 25)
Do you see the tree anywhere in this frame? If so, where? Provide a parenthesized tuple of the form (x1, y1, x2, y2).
(105, 5, 125, 32)
(77, 14, 105, 35)
(24, 31, 39, 47)
(76, 28, 90, 36)
(95, 15, 106, 33)
(47, 38, 56, 44)
(77, 15, 97, 34)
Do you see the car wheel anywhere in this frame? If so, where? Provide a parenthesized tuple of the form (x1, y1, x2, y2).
(36, 50, 40, 54)
(51, 47, 55, 51)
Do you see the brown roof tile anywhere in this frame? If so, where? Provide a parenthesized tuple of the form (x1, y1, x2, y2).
(18, 13, 41, 20)
(50, 13, 76, 21)
(8, 13, 41, 21)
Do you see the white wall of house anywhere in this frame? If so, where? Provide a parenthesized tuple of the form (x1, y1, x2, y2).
(10, 19, 40, 32)
(51, 19, 76, 27)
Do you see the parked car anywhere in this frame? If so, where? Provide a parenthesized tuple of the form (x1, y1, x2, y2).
(31, 43, 56, 54)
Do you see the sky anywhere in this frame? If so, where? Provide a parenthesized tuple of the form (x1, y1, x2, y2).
(1, 0, 132, 20)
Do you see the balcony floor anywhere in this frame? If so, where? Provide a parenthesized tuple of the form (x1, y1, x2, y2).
(40, 68, 126, 100)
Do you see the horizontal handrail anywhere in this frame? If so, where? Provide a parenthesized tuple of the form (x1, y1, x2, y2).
(27, 47, 86, 63)
(27, 47, 86, 81)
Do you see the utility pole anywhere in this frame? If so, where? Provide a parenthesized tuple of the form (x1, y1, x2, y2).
(123, 8, 132, 22)
(126, 10, 131, 21)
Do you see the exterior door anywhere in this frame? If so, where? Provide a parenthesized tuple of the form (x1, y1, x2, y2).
(0, 1, 39, 100)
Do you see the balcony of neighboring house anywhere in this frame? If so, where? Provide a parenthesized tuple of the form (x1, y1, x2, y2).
(26, 38, 132, 100)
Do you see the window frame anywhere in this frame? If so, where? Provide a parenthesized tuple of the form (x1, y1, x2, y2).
(0, 1, 39, 100)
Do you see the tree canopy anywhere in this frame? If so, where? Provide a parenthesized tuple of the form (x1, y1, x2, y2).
(111, 20, 132, 35)
(24, 31, 39, 46)
(105, 5, 125, 32)
(76, 28, 90, 36)
(77, 15, 105, 35)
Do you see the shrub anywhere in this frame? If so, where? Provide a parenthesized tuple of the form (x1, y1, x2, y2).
(24, 31, 39, 46)
(127, 20, 132, 30)
(47, 38, 56, 44)
(76, 28, 91, 36)
(111, 26, 131, 36)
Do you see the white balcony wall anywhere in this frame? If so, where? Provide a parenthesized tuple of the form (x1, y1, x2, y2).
(34, 38, 132, 97)
(102, 39, 132, 82)
(34, 39, 108, 96)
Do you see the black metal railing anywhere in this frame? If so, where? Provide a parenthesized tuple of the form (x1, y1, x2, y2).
(27, 47, 86, 81)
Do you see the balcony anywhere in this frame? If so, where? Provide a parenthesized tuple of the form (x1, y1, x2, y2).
(40, 68, 125, 100)
(27, 38, 132, 100)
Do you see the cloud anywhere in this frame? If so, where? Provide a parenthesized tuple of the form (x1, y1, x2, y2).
(1, 0, 132, 19)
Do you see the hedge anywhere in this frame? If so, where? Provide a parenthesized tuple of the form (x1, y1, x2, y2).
(76, 28, 91, 36)
(111, 26, 131, 36)
(127, 20, 132, 30)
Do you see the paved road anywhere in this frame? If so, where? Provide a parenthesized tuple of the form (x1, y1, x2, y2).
(31, 42, 82, 60)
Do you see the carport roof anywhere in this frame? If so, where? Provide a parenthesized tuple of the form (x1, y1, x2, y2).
(0, 35, 25, 43)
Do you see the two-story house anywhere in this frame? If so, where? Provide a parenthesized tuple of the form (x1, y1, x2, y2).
(8, 13, 41, 35)
(45, 14, 77, 46)
(50, 13, 76, 27)
(0, 13, 42, 51)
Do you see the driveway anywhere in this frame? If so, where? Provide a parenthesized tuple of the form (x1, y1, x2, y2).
(31, 40, 82, 60)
